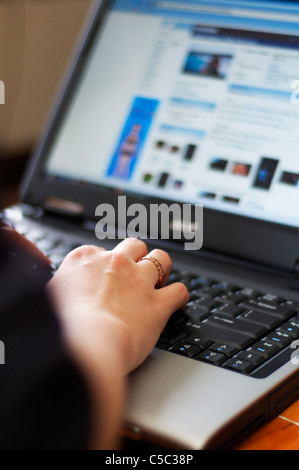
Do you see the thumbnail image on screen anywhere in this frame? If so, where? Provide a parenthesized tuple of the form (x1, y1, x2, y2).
(253, 157, 279, 190)
(183, 51, 233, 79)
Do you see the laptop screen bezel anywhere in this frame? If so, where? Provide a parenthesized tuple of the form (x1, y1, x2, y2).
(20, 0, 299, 273)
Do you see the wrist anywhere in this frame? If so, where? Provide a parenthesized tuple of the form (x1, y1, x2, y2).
(61, 307, 132, 376)
(59, 308, 130, 449)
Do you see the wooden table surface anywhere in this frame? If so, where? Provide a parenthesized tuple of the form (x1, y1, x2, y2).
(236, 400, 299, 450)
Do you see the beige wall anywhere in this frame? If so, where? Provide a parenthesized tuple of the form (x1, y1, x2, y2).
(0, 0, 94, 157)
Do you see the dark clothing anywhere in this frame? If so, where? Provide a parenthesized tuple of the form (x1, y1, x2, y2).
(0, 231, 90, 449)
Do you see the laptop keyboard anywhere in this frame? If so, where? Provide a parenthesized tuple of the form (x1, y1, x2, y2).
(4, 213, 299, 379)
(157, 271, 299, 378)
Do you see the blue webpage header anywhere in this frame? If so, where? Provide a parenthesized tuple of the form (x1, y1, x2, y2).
(112, 0, 299, 35)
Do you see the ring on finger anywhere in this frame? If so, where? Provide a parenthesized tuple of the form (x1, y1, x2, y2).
(138, 256, 165, 288)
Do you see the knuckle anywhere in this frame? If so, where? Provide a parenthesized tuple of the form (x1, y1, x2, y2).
(153, 249, 172, 267)
(125, 237, 147, 253)
(110, 251, 130, 269)
(75, 245, 97, 256)
(67, 245, 98, 262)
(133, 238, 147, 251)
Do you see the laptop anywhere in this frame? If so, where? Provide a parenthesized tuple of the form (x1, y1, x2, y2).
(3, 0, 299, 450)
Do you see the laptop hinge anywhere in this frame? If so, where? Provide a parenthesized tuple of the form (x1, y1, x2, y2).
(43, 197, 84, 217)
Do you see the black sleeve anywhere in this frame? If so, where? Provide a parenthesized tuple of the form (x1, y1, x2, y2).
(0, 233, 91, 450)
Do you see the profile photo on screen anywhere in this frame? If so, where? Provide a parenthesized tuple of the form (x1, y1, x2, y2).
(183, 51, 233, 79)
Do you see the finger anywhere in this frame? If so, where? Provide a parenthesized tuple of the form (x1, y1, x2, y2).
(70, 245, 107, 255)
(137, 248, 172, 288)
(158, 282, 189, 315)
(113, 237, 148, 262)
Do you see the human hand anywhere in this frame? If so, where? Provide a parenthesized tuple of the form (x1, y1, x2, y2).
(48, 238, 189, 449)
(48, 238, 189, 376)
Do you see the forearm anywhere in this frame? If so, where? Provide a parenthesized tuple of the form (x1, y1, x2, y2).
(57, 309, 130, 450)
(82, 349, 127, 451)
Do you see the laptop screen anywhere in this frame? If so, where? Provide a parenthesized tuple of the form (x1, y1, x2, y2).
(44, 0, 299, 228)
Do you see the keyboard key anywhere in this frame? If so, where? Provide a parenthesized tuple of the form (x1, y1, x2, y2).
(204, 314, 267, 339)
(197, 350, 226, 366)
(189, 276, 212, 289)
(167, 272, 180, 285)
(177, 270, 192, 279)
(13, 222, 30, 236)
(213, 281, 237, 291)
(184, 320, 253, 350)
(35, 239, 57, 254)
(155, 341, 169, 351)
(184, 334, 212, 350)
(280, 318, 299, 338)
(265, 329, 293, 349)
(237, 287, 261, 299)
(216, 292, 247, 304)
(235, 350, 265, 366)
(184, 321, 202, 333)
(210, 343, 238, 357)
(283, 300, 299, 311)
(238, 309, 281, 330)
(159, 326, 187, 346)
(184, 305, 210, 322)
(178, 277, 192, 290)
(188, 291, 201, 302)
(224, 358, 255, 374)
(171, 342, 201, 358)
(250, 340, 280, 359)
(257, 293, 284, 305)
(166, 309, 186, 328)
(25, 229, 45, 243)
(197, 286, 225, 297)
(212, 303, 244, 317)
(239, 299, 295, 320)
(193, 296, 220, 310)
